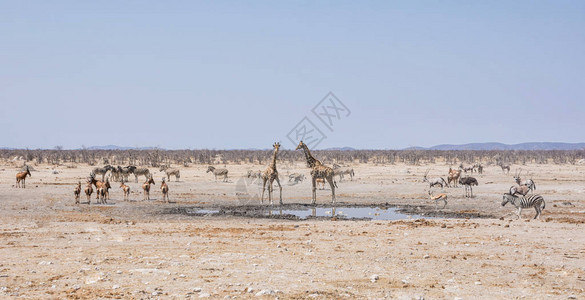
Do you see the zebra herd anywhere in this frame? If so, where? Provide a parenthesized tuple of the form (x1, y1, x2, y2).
(425, 165, 545, 219)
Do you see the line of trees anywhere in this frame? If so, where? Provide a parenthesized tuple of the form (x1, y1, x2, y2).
(1, 148, 584, 167)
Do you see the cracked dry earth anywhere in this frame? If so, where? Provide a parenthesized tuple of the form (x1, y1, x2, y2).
(0, 162, 584, 299)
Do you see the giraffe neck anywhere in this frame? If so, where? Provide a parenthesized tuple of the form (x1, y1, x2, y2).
(302, 145, 319, 168)
(270, 148, 279, 168)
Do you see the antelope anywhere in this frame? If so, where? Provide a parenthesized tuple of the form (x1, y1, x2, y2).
(207, 166, 229, 182)
(142, 176, 155, 201)
(159, 166, 180, 182)
(513, 169, 536, 193)
(509, 184, 530, 196)
(160, 179, 169, 203)
(447, 167, 461, 187)
(423, 169, 449, 189)
(96, 186, 107, 204)
(475, 164, 483, 174)
(88, 172, 107, 201)
(74, 181, 82, 204)
(84, 182, 93, 204)
(428, 190, 448, 209)
(15, 166, 31, 188)
(120, 182, 130, 201)
(459, 176, 478, 198)
(459, 163, 474, 173)
(498, 162, 511, 174)
(316, 178, 326, 190)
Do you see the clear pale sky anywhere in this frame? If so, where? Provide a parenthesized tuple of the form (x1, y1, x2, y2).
(1, 1, 583, 149)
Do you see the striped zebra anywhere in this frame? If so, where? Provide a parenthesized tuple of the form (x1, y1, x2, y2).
(128, 166, 151, 183)
(501, 193, 545, 219)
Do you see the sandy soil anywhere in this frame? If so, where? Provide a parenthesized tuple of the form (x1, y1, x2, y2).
(0, 161, 584, 299)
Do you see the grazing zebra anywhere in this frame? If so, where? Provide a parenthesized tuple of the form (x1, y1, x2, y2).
(247, 170, 261, 179)
(129, 166, 151, 183)
(207, 166, 229, 182)
(459, 163, 474, 173)
(92, 165, 114, 181)
(338, 168, 355, 181)
(160, 166, 180, 182)
(288, 173, 304, 184)
(501, 193, 545, 219)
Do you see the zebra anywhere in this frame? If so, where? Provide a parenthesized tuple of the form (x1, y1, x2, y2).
(288, 173, 304, 184)
(207, 166, 228, 182)
(117, 166, 134, 182)
(128, 166, 151, 183)
(92, 165, 114, 181)
(338, 168, 355, 181)
(160, 166, 180, 182)
(501, 193, 545, 219)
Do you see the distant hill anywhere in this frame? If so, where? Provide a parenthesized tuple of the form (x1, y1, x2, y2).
(404, 142, 585, 151)
(324, 147, 356, 151)
(84, 145, 162, 150)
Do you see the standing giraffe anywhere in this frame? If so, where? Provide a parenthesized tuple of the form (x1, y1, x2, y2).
(295, 141, 338, 205)
(261, 142, 283, 205)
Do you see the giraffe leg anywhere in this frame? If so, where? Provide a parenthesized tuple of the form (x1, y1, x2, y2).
(261, 178, 267, 204)
(311, 176, 317, 205)
(268, 178, 274, 205)
(327, 175, 336, 205)
(274, 176, 283, 205)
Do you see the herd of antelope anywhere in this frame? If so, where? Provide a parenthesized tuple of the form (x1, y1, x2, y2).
(12, 145, 546, 219)
(424, 163, 544, 219)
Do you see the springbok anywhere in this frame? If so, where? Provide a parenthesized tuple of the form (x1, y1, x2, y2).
(428, 190, 448, 209)
(423, 169, 449, 188)
(316, 178, 326, 190)
(207, 166, 229, 182)
(159, 166, 180, 182)
(120, 182, 130, 201)
(15, 166, 31, 188)
(142, 176, 155, 201)
(74, 181, 82, 204)
(160, 179, 169, 203)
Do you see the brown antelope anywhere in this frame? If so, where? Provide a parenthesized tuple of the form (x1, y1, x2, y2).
(160, 179, 169, 203)
(15, 166, 31, 188)
(88, 172, 107, 201)
(120, 182, 130, 201)
(316, 178, 326, 190)
(447, 167, 461, 187)
(142, 176, 155, 201)
(74, 181, 82, 204)
(84, 182, 93, 204)
(428, 190, 448, 209)
(96, 186, 107, 204)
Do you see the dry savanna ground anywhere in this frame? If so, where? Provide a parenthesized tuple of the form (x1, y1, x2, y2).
(1, 160, 584, 299)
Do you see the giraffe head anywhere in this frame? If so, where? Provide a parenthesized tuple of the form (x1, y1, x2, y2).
(295, 140, 306, 151)
(273, 142, 281, 151)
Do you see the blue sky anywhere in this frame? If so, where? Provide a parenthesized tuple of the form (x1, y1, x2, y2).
(1, 1, 583, 149)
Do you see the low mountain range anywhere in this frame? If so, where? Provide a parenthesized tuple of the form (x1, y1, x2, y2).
(403, 142, 585, 151)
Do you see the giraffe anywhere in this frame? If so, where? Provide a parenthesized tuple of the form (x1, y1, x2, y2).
(295, 141, 337, 205)
(261, 142, 283, 205)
